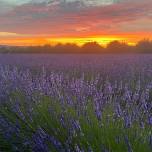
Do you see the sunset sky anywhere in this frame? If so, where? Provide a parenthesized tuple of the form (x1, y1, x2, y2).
(0, 0, 152, 46)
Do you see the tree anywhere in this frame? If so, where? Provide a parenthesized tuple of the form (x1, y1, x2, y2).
(81, 42, 103, 53)
(107, 41, 130, 53)
(136, 39, 152, 53)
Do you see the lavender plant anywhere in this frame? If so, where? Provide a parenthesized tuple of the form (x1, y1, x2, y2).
(0, 54, 152, 152)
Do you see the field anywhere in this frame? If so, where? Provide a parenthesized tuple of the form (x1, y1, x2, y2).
(0, 54, 152, 152)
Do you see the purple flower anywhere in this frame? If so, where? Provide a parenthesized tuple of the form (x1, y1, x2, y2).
(124, 136, 133, 152)
(124, 115, 132, 128)
(148, 116, 152, 125)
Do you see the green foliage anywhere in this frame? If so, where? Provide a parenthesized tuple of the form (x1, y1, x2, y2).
(0, 91, 151, 151)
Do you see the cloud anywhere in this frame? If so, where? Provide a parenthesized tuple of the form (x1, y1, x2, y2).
(0, 0, 152, 37)
(0, 0, 31, 5)
(0, 32, 32, 38)
(0, 32, 21, 37)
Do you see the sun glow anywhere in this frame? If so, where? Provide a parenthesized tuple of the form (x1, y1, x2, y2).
(0, 34, 150, 47)
(0, 37, 127, 46)
(46, 37, 123, 47)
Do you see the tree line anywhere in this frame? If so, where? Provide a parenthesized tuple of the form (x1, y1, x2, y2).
(0, 39, 152, 54)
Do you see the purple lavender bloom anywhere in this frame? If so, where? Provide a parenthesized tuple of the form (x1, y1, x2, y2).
(72, 120, 81, 132)
(148, 116, 152, 125)
(115, 103, 122, 117)
(95, 109, 102, 121)
(124, 115, 132, 128)
(12, 102, 25, 120)
(47, 135, 63, 151)
(140, 121, 145, 129)
(32, 130, 49, 152)
(124, 136, 133, 152)
(149, 135, 152, 148)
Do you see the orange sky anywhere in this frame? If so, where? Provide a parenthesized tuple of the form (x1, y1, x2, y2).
(0, 33, 151, 47)
(0, 0, 152, 46)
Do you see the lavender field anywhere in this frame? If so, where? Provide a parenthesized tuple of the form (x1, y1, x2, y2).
(0, 54, 152, 152)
